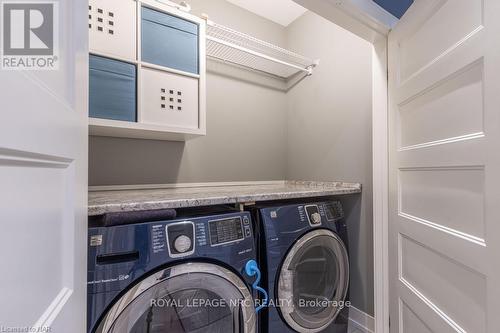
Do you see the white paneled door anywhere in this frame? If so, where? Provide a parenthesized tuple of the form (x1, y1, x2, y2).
(0, 0, 88, 332)
(388, 0, 500, 332)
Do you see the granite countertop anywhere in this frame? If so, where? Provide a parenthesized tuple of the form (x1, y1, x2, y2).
(88, 181, 361, 216)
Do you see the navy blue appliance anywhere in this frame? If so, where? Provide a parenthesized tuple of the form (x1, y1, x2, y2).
(253, 200, 350, 333)
(88, 211, 258, 333)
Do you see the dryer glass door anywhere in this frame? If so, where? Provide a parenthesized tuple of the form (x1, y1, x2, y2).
(95, 263, 256, 333)
(278, 229, 349, 333)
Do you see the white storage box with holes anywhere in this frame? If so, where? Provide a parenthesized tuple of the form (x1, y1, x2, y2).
(88, 0, 206, 141)
(141, 67, 199, 129)
(88, 0, 136, 61)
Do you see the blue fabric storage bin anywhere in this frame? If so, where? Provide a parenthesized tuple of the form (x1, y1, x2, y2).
(141, 7, 199, 74)
(89, 55, 137, 122)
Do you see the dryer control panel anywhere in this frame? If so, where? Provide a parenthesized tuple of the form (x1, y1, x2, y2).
(297, 200, 344, 227)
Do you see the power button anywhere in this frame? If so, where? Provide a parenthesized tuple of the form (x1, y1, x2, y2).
(243, 216, 250, 225)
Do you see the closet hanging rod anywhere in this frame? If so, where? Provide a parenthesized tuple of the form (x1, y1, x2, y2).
(206, 35, 313, 74)
(205, 20, 319, 79)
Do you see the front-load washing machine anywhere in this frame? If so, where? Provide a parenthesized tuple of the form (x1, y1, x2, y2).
(87, 210, 258, 333)
(253, 199, 350, 333)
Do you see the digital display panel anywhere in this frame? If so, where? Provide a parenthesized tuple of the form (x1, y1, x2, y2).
(208, 217, 244, 246)
(325, 202, 343, 220)
(325, 204, 335, 220)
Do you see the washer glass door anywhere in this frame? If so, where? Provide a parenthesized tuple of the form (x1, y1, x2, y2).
(278, 229, 349, 333)
(96, 263, 256, 333)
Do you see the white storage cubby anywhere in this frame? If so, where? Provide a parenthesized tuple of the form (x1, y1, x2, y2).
(140, 67, 199, 130)
(88, 0, 206, 141)
(88, 0, 136, 61)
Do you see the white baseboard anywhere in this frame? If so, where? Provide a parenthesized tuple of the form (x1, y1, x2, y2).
(349, 306, 375, 333)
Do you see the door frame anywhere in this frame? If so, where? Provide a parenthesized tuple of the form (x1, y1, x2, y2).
(371, 36, 389, 333)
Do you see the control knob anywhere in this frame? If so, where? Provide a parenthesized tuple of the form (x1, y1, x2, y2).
(311, 212, 321, 224)
(174, 235, 192, 253)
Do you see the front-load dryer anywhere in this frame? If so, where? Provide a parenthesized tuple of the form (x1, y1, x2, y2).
(87, 210, 258, 333)
(253, 200, 350, 333)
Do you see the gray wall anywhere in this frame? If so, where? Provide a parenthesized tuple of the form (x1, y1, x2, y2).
(89, 0, 288, 185)
(285, 11, 374, 315)
(89, 0, 374, 317)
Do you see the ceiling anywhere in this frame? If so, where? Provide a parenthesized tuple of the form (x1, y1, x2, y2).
(373, 0, 413, 19)
(225, 0, 308, 26)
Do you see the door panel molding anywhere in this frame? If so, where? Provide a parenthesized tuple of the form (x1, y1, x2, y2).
(389, 1, 499, 332)
(396, 0, 484, 85)
(0, 150, 78, 326)
(399, 280, 465, 333)
(0, 148, 73, 167)
(33, 287, 73, 328)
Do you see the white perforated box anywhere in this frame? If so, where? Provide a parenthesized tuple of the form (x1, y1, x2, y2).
(140, 67, 199, 130)
(89, 0, 136, 61)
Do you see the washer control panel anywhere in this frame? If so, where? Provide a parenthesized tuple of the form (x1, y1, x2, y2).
(153, 213, 253, 258)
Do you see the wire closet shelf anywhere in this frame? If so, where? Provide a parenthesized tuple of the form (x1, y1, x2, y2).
(206, 21, 319, 79)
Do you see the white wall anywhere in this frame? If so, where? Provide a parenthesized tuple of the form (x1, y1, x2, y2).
(89, 0, 288, 185)
(286, 11, 374, 315)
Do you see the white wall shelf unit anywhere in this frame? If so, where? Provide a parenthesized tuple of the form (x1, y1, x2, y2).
(206, 20, 319, 79)
(89, 117, 202, 141)
(88, 0, 206, 141)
